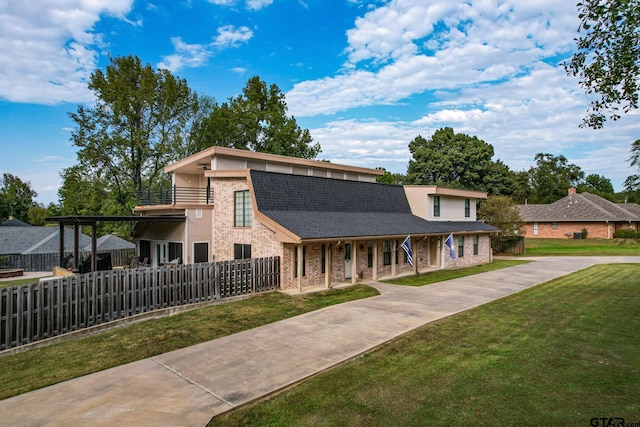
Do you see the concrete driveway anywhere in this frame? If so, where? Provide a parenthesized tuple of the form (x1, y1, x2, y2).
(0, 256, 637, 426)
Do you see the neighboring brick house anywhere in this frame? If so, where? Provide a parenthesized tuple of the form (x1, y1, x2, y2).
(134, 146, 497, 291)
(516, 188, 640, 239)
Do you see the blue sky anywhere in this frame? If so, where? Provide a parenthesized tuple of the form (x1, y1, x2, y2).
(1, 0, 639, 205)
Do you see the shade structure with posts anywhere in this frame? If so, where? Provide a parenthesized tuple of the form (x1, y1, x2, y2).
(45, 215, 186, 272)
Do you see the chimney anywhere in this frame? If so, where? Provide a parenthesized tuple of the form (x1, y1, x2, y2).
(568, 188, 576, 195)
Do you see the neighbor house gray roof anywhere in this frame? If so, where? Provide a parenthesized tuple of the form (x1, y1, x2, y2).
(1, 217, 31, 227)
(250, 170, 497, 240)
(517, 192, 640, 222)
(0, 226, 92, 255)
(0, 227, 134, 255)
(82, 234, 135, 251)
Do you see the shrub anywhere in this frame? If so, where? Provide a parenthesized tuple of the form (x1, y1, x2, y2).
(613, 229, 640, 239)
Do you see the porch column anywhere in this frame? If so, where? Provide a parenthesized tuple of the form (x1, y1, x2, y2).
(351, 240, 357, 284)
(372, 242, 378, 281)
(324, 244, 331, 289)
(297, 244, 303, 293)
(58, 223, 64, 267)
(91, 224, 98, 272)
(391, 239, 397, 277)
(413, 237, 418, 275)
(73, 224, 80, 269)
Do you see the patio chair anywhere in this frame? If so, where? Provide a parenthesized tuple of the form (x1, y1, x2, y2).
(129, 256, 140, 268)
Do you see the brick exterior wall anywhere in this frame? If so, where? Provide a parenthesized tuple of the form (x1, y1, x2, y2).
(523, 222, 612, 239)
(443, 234, 492, 269)
(212, 177, 283, 265)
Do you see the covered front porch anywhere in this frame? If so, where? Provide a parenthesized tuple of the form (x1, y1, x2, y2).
(282, 235, 449, 292)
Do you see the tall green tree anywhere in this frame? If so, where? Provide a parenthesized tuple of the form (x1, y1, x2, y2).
(578, 173, 615, 199)
(68, 55, 201, 213)
(27, 204, 48, 226)
(527, 153, 585, 204)
(478, 195, 525, 253)
(0, 173, 37, 222)
(191, 76, 320, 159)
(58, 165, 109, 217)
(406, 127, 514, 194)
(57, 165, 131, 235)
(375, 168, 406, 185)
(510, 170, 533, 204)
(624, 138, 640, 200)
(565, 0, 640, 128)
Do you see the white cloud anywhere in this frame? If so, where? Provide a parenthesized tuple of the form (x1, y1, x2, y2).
(213, 25, 253, 48)
(208, 0, 235, 6)
(302, 62, 640, 190)
(246, 0, 273, 11)
(157, 38, 210, 72)
(158, 25, 253, 73)
(0, 0, 134, 104)
(288, 0, 579, 117)
(207, 0, 273, 11)
(287, 0, 639, 191)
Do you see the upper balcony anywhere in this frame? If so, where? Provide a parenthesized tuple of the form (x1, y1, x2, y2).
(135, 186, 213, 206)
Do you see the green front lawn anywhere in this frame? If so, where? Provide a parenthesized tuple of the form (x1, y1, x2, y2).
(0, 277, 51, 289)
(525, 237, 640, 256)
(210, 264, 640, 426)
(384, 259, 529, 286)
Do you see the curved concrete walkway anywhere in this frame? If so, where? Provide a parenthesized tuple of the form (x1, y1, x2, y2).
(1, 256, 638, 426)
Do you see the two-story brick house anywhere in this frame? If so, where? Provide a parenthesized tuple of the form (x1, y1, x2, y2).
(133, 146, 497, 291)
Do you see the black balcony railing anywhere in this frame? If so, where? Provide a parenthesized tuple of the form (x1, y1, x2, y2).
(135, 185, 213, 206)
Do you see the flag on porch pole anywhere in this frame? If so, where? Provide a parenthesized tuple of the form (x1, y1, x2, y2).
(445, 233, 456, 260)
(401, 235, 414, 266)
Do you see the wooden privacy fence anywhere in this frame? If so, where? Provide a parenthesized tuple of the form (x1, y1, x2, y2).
(1, 249, 135, 272)
(492, 236, 526, 255)
(0, 257, 280, 351)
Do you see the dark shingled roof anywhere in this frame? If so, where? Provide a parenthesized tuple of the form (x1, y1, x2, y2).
(0, 227, 92, 255)
(250, 170, 497, 240)
(517, 192, 640, 222)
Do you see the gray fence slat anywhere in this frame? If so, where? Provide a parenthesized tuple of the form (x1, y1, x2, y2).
(0, 257, 279, 351)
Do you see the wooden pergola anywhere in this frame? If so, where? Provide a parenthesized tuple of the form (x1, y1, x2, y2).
(45, 215, 186, 272)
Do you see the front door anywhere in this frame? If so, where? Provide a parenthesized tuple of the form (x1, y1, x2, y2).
(344, 243, 352, 279)
(429, 237, 440, 267)
(154, 241, 168, 267)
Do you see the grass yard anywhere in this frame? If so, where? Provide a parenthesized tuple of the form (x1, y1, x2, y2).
(525, 237, 640, 256)
(209, 264, 640, 426)
(384, 259, 529, 286)
(0, 259, 529, 401)
(0, 284, 378, 400)
(0, 276, 51, 289)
